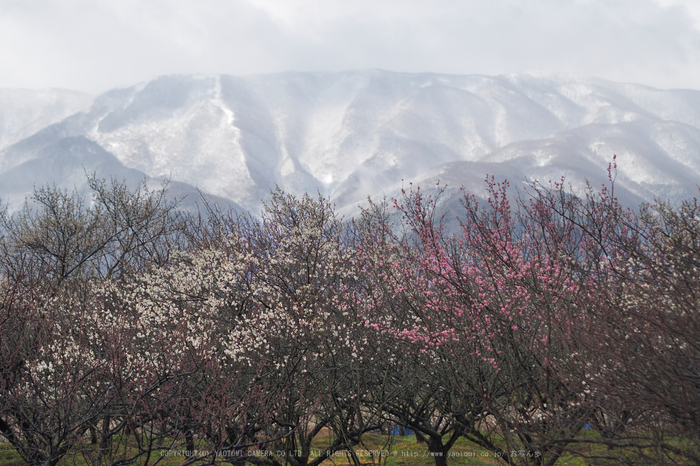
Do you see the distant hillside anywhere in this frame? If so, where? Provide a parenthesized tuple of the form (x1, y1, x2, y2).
(0, 88, 93, 151)
(1, 71, 699, 214)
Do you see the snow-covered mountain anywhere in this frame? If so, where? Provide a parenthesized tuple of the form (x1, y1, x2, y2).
(1, 70, 699, 213)
(0, 88, 93, 152)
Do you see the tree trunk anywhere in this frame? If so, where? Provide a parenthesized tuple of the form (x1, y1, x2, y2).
(185, 426, 195, 453)
(429, 449, 447, 466)
(427, 439, 448, 466)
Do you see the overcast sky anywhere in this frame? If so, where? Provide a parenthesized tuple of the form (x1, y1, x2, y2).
(1, 0, 699, 94)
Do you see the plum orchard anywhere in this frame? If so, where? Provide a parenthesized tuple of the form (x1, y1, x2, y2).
(355, 178, 593, 466)
(0, 172, 698, 466)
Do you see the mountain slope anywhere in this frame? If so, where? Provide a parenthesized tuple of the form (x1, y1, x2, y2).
(1, 71, 699, 213)
(0, 135, 241, 213)
(0, 88, 93, 151)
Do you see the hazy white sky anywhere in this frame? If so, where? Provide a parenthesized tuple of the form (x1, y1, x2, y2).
(1, 0, 699, 93)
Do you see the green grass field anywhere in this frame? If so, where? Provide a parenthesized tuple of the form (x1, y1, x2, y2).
(309, 433, 602, 466)
(0, 432, 633, 466)
(305, 433, 491, 465)
(0, 442, 24, 466)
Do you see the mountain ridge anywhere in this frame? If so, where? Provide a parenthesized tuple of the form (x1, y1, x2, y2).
(1, 70, 699, 213)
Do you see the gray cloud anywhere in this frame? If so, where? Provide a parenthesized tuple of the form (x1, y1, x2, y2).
(1, 0, 699, 93)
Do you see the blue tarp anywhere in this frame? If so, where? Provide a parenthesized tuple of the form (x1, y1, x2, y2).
(392, 425, 414, 436)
